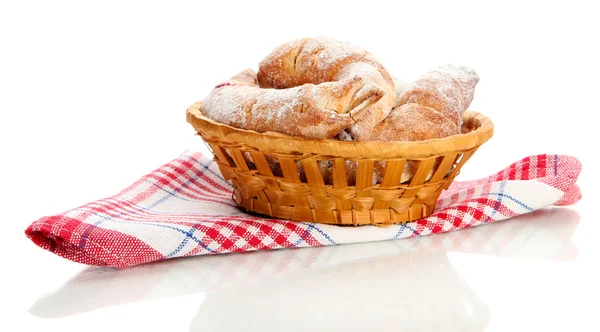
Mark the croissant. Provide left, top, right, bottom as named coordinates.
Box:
left=257, top=37, right=396, bottom=140
left=370, top=65, right=480, bottom=183
left=372, top=65, right=479, bottom=141
left=393, top=64, right=479, bottom=129
left=201, top=69, right=383, bottom=139
left=370, top=103, right=460, bottom=142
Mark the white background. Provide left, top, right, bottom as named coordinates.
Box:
left=1, top=0, right=598, bottom=331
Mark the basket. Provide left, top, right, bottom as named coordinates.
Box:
left=186, top=102, right=494, bottom=226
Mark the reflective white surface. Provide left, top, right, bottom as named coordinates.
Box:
left=18, top=207, right=598, bottom=331
left=2, top=1, right=598, bottom=331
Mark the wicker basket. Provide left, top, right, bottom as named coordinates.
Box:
left=186, top=102, right=494, bottom=226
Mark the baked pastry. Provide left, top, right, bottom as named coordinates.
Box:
left=372, top=65, right=478, bottom=141
left=393, top=64, right=479, bottom=129
left=370, top=65, right=479, bottom=183
left=199, top=39, right=480, bottom=186
left=201, top=68, right=383, bottom=139
left=257, top=37, right=396, bottom=140
left=370, top=103, right=460, bottom=142
left=370, top=103, right=457, bottom=183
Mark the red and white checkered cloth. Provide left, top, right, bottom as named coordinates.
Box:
left=25, top=151, right=582, bottom=268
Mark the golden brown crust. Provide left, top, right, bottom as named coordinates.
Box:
left=372, top=65, right=479, bottom=143
left=219, top=68, right=257, bottom=87
left=369, top=103, right=459, bottom=185
left=257, top=37, right=396, bottom=140
left=368, top=65, right=479, bottom=183
left=257, top=38, right=371, bottom=88
left=394, top=65, right=479, bottom=129
left=201, top=69, right=383, bottom=139
left=370, top=103, right=461, bottom=142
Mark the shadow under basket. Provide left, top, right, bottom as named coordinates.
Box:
left=186, top=102, right=494, bottom=226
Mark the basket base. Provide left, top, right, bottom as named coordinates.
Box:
left=234, top=189, right=435, bottom=226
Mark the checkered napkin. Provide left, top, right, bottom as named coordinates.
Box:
left=25, top=151, right=582, bottom=268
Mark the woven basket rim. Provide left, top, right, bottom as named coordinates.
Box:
left=186, top=101, right=494, bottom=158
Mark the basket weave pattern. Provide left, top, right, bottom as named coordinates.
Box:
left=187, top=102, right=493, bottom=226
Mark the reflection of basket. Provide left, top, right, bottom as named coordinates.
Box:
left=186, top=102, right=494, bottom=226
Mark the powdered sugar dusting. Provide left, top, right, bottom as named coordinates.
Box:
left=200, top=40, right=478, bottom=145
left=394, top=65, right=479, bottom=129
left=202, top=70, right=381, bottom=139
left=257, top=37, right=396, bottom=140
left=370, top=103, right=461, bottom=142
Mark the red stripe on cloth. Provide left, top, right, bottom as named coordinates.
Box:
left=176, top=158, right=232, bottom=193
left=507, top=163, right=517, bottom=180
left=153, top=163, right=230, bottom=197
left=448, top=155, right=581, bottom=197
left=423, top=197, right=519, bottom=236
left=25, top=216, right=164, bottom=268
left=537, top=155, right=581, bottom=191
left=86, top=199, right=236, bottom=223
left=179, top=217, right=324, bottom=256
left=23, top=152, right=582, bottom=268
left=521, top=157, right=531, bottom=180
left=147, top=171, right=226, bottom=200
left=537, top=154, right=547, bottom=179
left=129, top=175, right=234, bottom=206
left=73, top=176, right=164, bottom=223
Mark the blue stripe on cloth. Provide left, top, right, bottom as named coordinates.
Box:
left=307, top=223, right=336, bottom=244
left=143, top=172, right=234, bottom=207
left=143, top=179, right=198, bottom=204
left=150, top=165, right=234, bottom=256
left=77, top=175, right=216, bottom=253
left=76, top=153, right=326, bottom=255
left=165, top=229, right=193, bottom=257
left=146, top=172, right=217, bottom=208
left=293, top=227, right=312, bottom=246
left=184, top=154, right=231, bottom=185
left=77, top=154, right=231, bottom=255
left=110, top=198, right=227, bottom=215
left=393, top=223, right=416, bottom=239
left=76, top=208, right=215, bottom=253
left=145, top=160, right=234, bottom=206
left=139, top=223, right=214, bottom=253
left=478, top=191, right=534, bottom=211
left=483, top=180, right=506, bottom=223
left=291, top=223, right=336, bottom=246
left=78, top=219, right=105, bottom=249
left=159, top=172, right=226, bottom=257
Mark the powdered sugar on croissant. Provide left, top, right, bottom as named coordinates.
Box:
left=370, top=103, right=461, bottom=142
left=257, top=37, right=396, bottom=140
left=201, top=69, right=383, bottom=139
left=369, top=65, right=480, bottom=184
left=373, top=65, right=479, bottom=142
left=393, top=64, right=479, bottom=129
